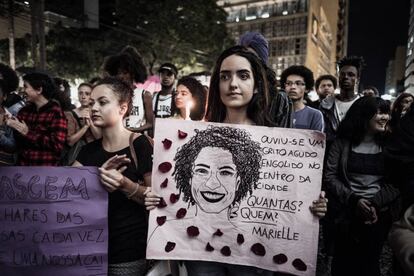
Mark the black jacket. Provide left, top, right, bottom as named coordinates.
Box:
left=324, top=138, right=399, bottom=220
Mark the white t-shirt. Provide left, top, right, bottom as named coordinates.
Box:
left=124, top=88, right=146, bottom=129
left=335, top=96, right=359, bottom=122
left=153, top=92, right=173, bottom=118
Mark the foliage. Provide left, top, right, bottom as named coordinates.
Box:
left=0, top=0, right=232, bottom=80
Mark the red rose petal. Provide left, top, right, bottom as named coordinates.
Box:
left=158, top=197, right=167, bottom=208
left=220, top=246, right=231, bottom=256
left=213, top=229, right=223, bottom=237
left=158, top=162, right=172, bottom=173
left=170, top=193, right=180, bottom=204
left=176, top=208, right=187, bottom=219
left=205, top=242, right=214, bottom=252
left=162, top=139, right=172, bottom=149
left=156, top=216, right=166, bottom=226
left=292, top=258, right=307, bottom=271
left=178, top=130, right=188, bottom=139
left=237, top=234, right=244, bottom=245
left=251, top=243, right=266, bottom=256
left=165, top=241, right=176, bottom=252
left=187, top=226, right=199, bottom=237
left=160, top=178, right=168, bottom=188
left=273, top=254, right=288, bottom=264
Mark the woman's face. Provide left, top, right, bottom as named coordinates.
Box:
left=175, top=84, right=193, bottom=110
left=191, top=147, right=239, bottom=214
left=400, top=96, right=413, bottom=112
left=78, top=85, right=92, bottom=107
left=90, top=84, right=127, bottom=128
left=23, top=81, right=40, bottom=103
left=219, top=54, right=255, bottom=111
left=368, top=110, right=389, bottom=134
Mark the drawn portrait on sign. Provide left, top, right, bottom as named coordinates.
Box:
left=173, top=125, right=262, bottom=219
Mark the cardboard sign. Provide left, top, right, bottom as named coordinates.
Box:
left=147, top=119, right=326, bottom=275
left=0, top=167, right=108, bottom=276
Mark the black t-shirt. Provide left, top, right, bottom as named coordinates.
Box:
left=76, top=135, right=153, bottom=264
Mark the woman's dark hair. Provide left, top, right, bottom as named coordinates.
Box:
left=280, top=65, right=315, bottom=91
left=207, top=46, right=272, bottom=126
left=0, top=63, right=19, bottom=94
left=389, top=92, right=414, bottom=130
left=94, top=77, right=133, bottom=118
left=175, top=76, right=207, bottom=121
left=0, top=79, right=5, bottom=99
left=173, top=126, right=262, bottom=207
left=23, top=72, right=57, bottom=100
left=103, top=48, right=147, bottom=84
left=337, top=96, right=390, bottom=145
left=78, top=82, right=93, bottom=90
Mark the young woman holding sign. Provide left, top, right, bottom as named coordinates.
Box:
left=73, top=77, right=153, bottom=276
left=145, top=46, right=327, bottom=275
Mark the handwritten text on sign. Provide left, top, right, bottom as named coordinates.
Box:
left=147, top=119, right=325, bottom=276
left=0, top=167, right=108, bottom=276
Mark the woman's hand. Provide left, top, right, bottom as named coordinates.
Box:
left=98, top=167, right=127, bottom=192
left=310, top=191, right=328, bottom=218
left=356, top=198, right=378, bottom=224
left=145, top=190, right=161, bottom=211
left=6, top=116, right=28, bottom=135
left=101, top=154, right=131, bottom=170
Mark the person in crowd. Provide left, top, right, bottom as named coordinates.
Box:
left=320, top=56, right=364, bottom=145
left=388, top=203, right=414, bottom=276
left=385, top=92, right=414, bottom=210
left=389, top=92, right=414, bottom=132
left=54, top=77, right=76, bottom=110
left=145, top=46, right=327, bottom=275
left=153, top=62, right=177, bottom=119
left=171, top=76, right=206, bottom=121
left=60, top=83, right=102, bottom=165
left=280, top=65, right=324, bottom=131
left=73, top=77, right=153, bottom=276
left=324, top=96, right=399, bottom=276
left=6, top=72, right=67, bottom=166
left=0, top=79, right=16, bottom=165
left=313, top=74, right=337, bottom=107
left=0, top=63, right=21, bottom=108
left=54, top=78, right=75, bottom=112
left=238, top=31, right=293, bottom=128
left=103, top=48, right=153, bottom=134
left=362, top=85, right=379, bottom=97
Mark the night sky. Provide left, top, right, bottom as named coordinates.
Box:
left=348, top=0, right=411, bottom=93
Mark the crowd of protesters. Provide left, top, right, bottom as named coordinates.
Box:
left=0, top=31, right=413, bottom=276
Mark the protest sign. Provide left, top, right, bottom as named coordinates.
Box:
left=0, top=166, right=108, bottom=276
left=147, top=119, right=325, bottom=275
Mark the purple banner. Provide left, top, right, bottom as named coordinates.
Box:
left=0, top=167, right=108, bottom=276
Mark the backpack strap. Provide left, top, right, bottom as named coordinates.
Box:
left=129, top=132, right=154, bottom=170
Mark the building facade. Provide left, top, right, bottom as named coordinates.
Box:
left=404, top=0, right=414, bottom=94
left=385, top=46, right=406, bottom=95
left=217, top=0, right=348, bottom=80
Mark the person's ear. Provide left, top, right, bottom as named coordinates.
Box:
left=253, top=88, right=258, bottom=94
left=119, top=103, right=128, bottom=116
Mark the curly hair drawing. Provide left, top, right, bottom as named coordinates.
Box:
left=173, top=126, right=262, bottom=208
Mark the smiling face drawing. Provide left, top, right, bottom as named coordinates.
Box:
left=173, top=126, right=262, bottom=216
left=190, top=147, right=240, bottom=213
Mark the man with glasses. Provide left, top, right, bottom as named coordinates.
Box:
left=153, top=63, right=178, bottom=118
left=280, top=65, right=324, bottom=131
